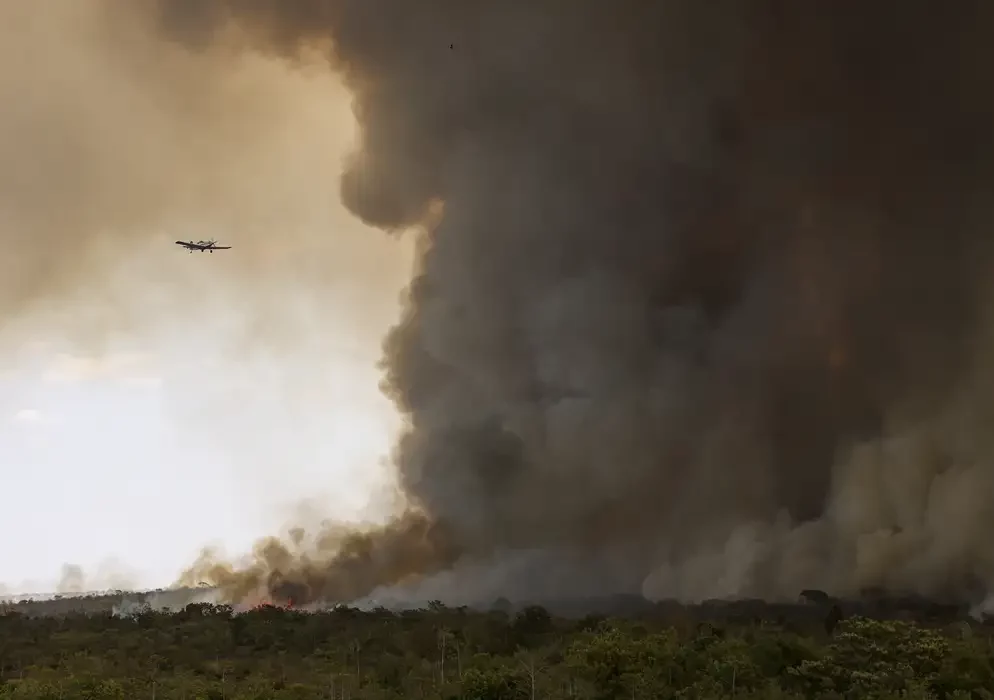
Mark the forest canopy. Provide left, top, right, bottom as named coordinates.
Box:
left=1, top=595, right=993, bottom=699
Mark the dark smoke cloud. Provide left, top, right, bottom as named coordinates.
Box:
left=163, top=0, right=994, bottom=605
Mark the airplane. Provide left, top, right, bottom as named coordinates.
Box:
left=175, top=239, right=232, bottom=253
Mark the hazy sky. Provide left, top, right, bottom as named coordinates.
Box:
left=0, top=308, right=407, bottom=593
left=0, top=3, right=415, bottom=594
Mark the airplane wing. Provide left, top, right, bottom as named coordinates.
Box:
left=175, top=240, right=228, bottom=251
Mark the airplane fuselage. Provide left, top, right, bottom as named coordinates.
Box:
left=175, top=240, right=231, bottom=253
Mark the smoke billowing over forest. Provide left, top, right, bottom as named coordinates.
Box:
left=71, top=1, right=994, bottom=606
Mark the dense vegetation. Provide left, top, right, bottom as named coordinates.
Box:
left=2, top=595, right=994, bottom=699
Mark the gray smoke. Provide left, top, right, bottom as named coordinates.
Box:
left=157, top=0, right=994, bottom=605
left=55, top=564, right=86, bottom=595
left=55, top=560, right=139, bottom=594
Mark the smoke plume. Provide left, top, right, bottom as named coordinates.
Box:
left=55, top=564, right=86, bottom=595
left=19, top=1, right=994, bottom=605
left=155, top=0, right=994, bottom=606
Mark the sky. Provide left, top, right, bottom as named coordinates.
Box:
left=0, top=2, right=416, bottom=595
left=0, top=319, right=407, bottom=593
